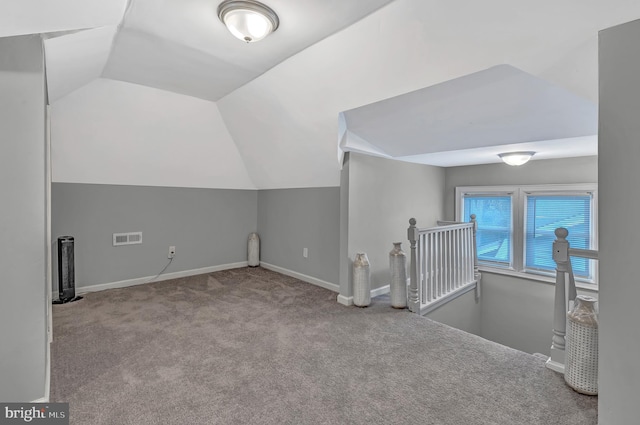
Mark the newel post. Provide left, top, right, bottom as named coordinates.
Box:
left=408, top=218, right=420, bottom=313
left=470, top=214, right=481, bottom=300
left=547, top=227, right=570, bottom=373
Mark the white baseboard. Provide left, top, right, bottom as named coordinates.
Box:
left=43, top=339, right=50, bottom=403
left=547, top=346, right=566, bottom=374
left=33, top=333, right=51, bottom=404
left=337, top=294, right=353, bottom=306
left=545, top=358, right=565, bottom=374
left=337, top=284, right=391, bottom=306
left=371, top=284, right=390, bottom=297
left=260, top=262, right=340, bottom=293
left=77, top=262, right=248, bottom=295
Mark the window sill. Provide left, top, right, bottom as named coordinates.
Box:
left=477, top=266, right=599, bottom=293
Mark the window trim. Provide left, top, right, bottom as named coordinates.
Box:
left=455, top=183, right=598, bottom=290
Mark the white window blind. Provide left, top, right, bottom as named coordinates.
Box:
left=525, top=194, right=592, bottom=278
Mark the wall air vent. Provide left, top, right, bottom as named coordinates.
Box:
left=113, top=232, right=143, bottom=246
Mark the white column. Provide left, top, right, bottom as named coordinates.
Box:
left=471, top=214, right=481, bottom=300
left=546, top=227, right=570, bottom=373
left=407, top=218, right=420, bottom=313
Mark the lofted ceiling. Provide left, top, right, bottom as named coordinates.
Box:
left=4, top=0, right=640, bottom=189
left=41, top=0, right=396, bottom=103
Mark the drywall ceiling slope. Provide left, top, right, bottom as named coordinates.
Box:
left=51, top=78, right=255, bottom=189
left=340, top=65, right=597, bottom=163
left=218, top=0, right=640, bottom=188
left=102, top=0, right=395, bottom=101
left=103, top=27, right=257, bottom=102
left=537, top=36, right=599, bottom=104
left=44, top=27, right=118, bottom=103
left=0, top=0, right=127, bottom=38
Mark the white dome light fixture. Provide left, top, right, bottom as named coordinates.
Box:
left=217, top=0, right=279, bottom=43
left=498, top=151, right=536, bottom=166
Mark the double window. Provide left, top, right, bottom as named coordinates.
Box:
left=456, top=184, right=598, bottom=285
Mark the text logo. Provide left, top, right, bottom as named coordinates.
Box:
left=0, top=404, right=68, bottom=425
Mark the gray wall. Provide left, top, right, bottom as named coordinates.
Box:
left=480, top=273, right=554, bottom=355
left=0, top=35, right=47, bottom=401
left=341, top=153, right=481, bottom=334
left=599, top=19, right=640, bottom=424
left=480, top=272, right=596, bottom=355
left=51, top=184, right=257, bottom=289
left=342, top=153, right=446, bottom=294
left=444, top=156, right=598, bottom=220
left=444, top=156, right=598, bottom=355
left=425, top=290, right=482, bottom=335
left=257, top=187, right=340, bottom=285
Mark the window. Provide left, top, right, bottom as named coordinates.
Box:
left=463, top=194, right=513, bottom=267
left=456, top=184, right=598, bottom=285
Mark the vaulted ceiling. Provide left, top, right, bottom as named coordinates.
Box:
left=4, top=0, right=640, bottom=189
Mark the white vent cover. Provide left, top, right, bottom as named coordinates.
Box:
left=113, top=232, right=142, bottom=246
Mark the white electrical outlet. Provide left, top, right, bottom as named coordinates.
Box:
left=303, top=247, right=308, bottom=258
left=168, top=246, right=176, bottom=259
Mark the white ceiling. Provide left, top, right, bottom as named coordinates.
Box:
left=44, top=27, right=118, bottom=103
left=340, top=65, right=598, bottom=166
left=48, top=0, right=396, bottom=102
left=0, top=0, right=127, bottom=38
left=4, top=0, right=640, bottom=188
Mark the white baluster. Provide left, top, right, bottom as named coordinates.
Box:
left=444, top=230, right=449, bottom=293
left=421, top=233, right=427, bottom=305
left=453, top=229, right=458, bottom=289
left=466, top=227, right=472, bottom=282
left=430, top=232, right=435, bottom=301
left=458, top=228, right=463, bottom=287
left=463, top=227, right=469, bottom=284
left=455, top=229, right=464, bottom=287
left=452, top=229, right=457, bottom=289
left=438, top=230, right=443, bottom=298
left=447, top=230, right=452, bottom=291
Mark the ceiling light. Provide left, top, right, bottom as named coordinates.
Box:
left=217, top=0, right=279, bottom=43
left=498, top=151, right=535, bottom=166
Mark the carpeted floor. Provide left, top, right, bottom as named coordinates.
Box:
left=51, top=267, right=597, bottom=424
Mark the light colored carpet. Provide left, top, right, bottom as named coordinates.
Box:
left=51, top=267, right=597, bottom=424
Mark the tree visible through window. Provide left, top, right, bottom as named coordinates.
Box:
left=463, top=195, right=512, bottom=266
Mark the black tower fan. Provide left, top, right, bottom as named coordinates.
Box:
left=53, top=236, right=82, bottom=304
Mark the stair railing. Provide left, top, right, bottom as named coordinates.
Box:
left=407, top=215, right=481, bottom=315
left=546, top=227, right=599, bottom=374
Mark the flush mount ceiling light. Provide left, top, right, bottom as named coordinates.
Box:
left=217, top=0, right=279, bottom=43
left=498, top=151, right=536, bottom=166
